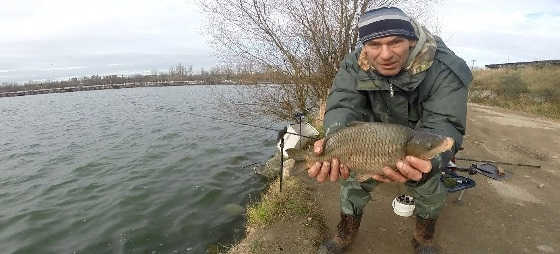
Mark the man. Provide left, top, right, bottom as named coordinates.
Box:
left=309, top=7, right=472, bottom=254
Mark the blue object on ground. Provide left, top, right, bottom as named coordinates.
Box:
left=440, top=170, right=476, bottom=193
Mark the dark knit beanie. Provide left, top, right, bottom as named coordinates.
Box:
left=358, top=7, right=417, bottom=44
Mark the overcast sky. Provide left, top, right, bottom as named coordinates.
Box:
left=1, top=0, right=559, bottom=83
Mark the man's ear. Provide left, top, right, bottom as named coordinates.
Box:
left=409, top=39, right=417, bottom=48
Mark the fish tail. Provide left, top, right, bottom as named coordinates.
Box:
left=285, top=148, right=307, bottom=162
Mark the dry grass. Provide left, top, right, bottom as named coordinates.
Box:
left=470, top=66, right=560, bottom=119
left=227, top=177, right=328, bottom=254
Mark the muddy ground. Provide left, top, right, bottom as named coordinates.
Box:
left=230, top=103, right=560, bottom=254
left=293, top=103, right=560, bottom=254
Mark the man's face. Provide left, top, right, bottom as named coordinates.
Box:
left=363, top=36, right=416, bottom=76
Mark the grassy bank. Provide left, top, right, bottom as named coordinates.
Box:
left=227, top=177, right=328, bottom=254
left=469, top=66, right=560, bottom=119
left=222, top=111, right=327, bottom=254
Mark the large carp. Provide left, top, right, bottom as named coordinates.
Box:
left=286, top=121, right=454, bottom=180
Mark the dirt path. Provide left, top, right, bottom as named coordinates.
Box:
left=295, top=103, right=560, bottom=254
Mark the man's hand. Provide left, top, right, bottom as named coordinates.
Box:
left=307, top=139, right=350, bottom=183
left=372, top=156, right=432, bottom=183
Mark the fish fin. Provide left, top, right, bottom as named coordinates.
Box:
left=356, top=173, right=375, bottom=182
left=285, top=148, right=306, bottom=162
left=355, top=169, right=386, bottom=182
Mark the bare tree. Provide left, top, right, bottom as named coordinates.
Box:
left=201, top=0, right=439, bottom=120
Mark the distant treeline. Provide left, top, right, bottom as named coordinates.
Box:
left=0, top=63, right=292, bottom=93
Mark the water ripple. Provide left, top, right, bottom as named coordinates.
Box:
left=0, top=86, right=274, bottom=254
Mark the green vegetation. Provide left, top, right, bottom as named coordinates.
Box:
left=225, top=176, right=327, bottom=254
left=470, top=66, right=560, bottom=119
left=246, top=178, right=315, bottom=227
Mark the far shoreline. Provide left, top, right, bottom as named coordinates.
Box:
left=0, top=80, right=280, bottom=99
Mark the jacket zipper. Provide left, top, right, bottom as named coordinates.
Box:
left=389, top=82, right=394, bottom=97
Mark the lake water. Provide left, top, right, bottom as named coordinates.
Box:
left=0, top=86, right=279, bottom=254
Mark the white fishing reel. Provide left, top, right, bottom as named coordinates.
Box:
left=392, top=194, right=415, bottom=217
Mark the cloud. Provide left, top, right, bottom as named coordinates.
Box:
left=1, top=52, right=217, bottom=82
left=526, top=11, right=560, bottom=19
left=0, top=0, right=215, bottom=82
left=39, top=66, right=87, bottom=72
left=436, top=0, right=560, bottom=66
left=2, top=0, right=559, bottom=81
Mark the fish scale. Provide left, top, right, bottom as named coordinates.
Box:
left=286, top=121, right=454, bottom=179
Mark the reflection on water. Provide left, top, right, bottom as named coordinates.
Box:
left=0, top=86, right=277, bottom=253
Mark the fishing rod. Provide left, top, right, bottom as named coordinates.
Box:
left=455, top=157, right=541, bottom=168
left=185, top=110, right=319, bottom=192
left=186, top=111, right=319, bottom=140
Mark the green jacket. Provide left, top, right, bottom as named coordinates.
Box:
left=324, top=26, right=472, bottom=171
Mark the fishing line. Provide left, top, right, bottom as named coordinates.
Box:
left=184, top=110, right=319, bottom=192
left=185, top=111, right=318, bottom=140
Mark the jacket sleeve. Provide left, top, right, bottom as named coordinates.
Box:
left=418, top=66, right=470, bottom=171
left=323, top=55, right=371, bottom=136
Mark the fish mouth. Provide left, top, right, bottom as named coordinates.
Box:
left=416, top=136, right=455, bottom=160
left=429, top=137, right=454, bottom=158
left=441, top=137, right=454, bottom=152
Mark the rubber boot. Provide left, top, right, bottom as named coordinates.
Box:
left=411, top=216, right=440, bottom=254
left=317, top=213, right=362, bottom=254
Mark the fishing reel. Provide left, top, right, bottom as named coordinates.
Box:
left=392, top=194, right=415, bottom=217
